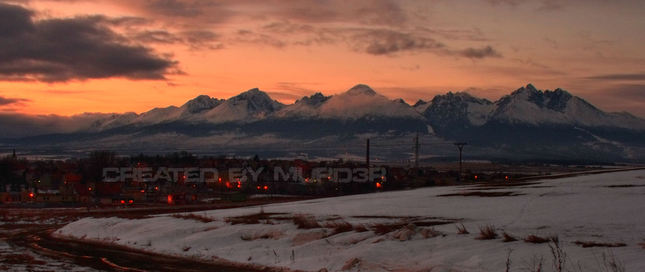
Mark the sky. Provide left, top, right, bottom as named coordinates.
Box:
left=0, top=0, right=644, bottom=117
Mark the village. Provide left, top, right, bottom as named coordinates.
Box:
left=0, top=150, right=521, bottom=207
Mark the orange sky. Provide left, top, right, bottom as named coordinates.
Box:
left=1, top=0, right=644, bottom=117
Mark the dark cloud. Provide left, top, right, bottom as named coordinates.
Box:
left=0, top=3, right=177, bottom=82
left=274, top=0, right=408, bottom=26
left=144, top=0, right=205, bottom=17
left=0, top=95, right=30, bottom=106
left=457, top=46, right=502, bottom=59
left=234, top=29, right=286, bottom=48
left=256, top=22, right=447, bottom=56
left=607, top=84, right=645, bottom=101
left=352, top=29, right=445, bottom=55
left=134, top=30, right=183, bottom=44
left=131, top=29, right=221, bottom=49
left=484, top=0, right=565, bottom=11
left=586, top=73, right=645, bottom=81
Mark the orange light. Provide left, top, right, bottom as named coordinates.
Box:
left=376, top=182, right=382, bottom=189
left=140, top=189, right=145, bottom=193
left=263, top=185, right=268, bottom=190
left=154, top=186, right=159, bottom=191
left=225, top=182, right=231, bottom=188
left=167, top=195, right=173, bottom=204
left=236, top=183, right=241, bottom=189
left=505, top=176, right=509, bottom=180
left=474, top=175, right=478, bottom=179
left=88, top=187, right=92, bottom=191
left=218, top=177, right=222, bottom=182
left=28, top=192, right=34, bottom=198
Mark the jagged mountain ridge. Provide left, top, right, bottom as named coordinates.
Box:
left=2, top=84, right=645, bottom=161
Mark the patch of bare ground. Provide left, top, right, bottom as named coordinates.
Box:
left=171, top=213, right=214, bottom=223
left=573, top=241, right=626, bottom=248
left=240, top=230, right=284, bottom=241
left=225, top=212, right=286, bottom=225
left=604, top=184, right=645, bottom=188
left=352, top=215, right=418, bottom=219
left=476, top=225, right=498, bottom=240
left=412, top=219, right=456, bottom=227
left=353, top=224, right=369, bottom=232
left=502, top=232, right=518, bottom=242
left=438, top=191, right=524, bottom=197
left=0, top=253, right=46, bottom=265
left=474, top=181, right=540, bottom=188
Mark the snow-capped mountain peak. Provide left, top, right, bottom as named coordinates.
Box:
left=344, top=84, right=377, bottom=96
left=181, top=95, right=223, bottom=114
left=295, top=92, right=330, bottom=107
left=423, top=91, right=494, bottom=127
left=200, top=88, right=284, bottom=123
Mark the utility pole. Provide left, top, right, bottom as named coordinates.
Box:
left=454, top=142, right=467, bottom=181
left=414, top=132, right=419, bottom=168
left=366, top=138, right=370, bottom=167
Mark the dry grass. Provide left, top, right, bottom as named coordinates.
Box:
left=524, top=234, right=552, bottom=244
left=476, top=225, right=498, bottom=240
left=502, top=232, right=518, bottom=242
left=456, top=224, right=469, bottom=234
left=370, top=222, right=409, bottom=235
left=573, top=241, right=626, bottom=248
left=171, top=213, right=214, bottom=223
left=324, top=221, right=354, bottom=235
left=420, top=227, right=443, bottom=238
left=292, top=214, right=321, bottom=229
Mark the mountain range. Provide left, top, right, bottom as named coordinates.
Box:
left=1, top=84, right=644, bottom=162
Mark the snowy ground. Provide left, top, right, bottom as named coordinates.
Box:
left=56, top=170, right=645, bottom=271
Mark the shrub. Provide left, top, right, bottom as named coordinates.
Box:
left=456, top=223, right=469, bottom=234
left=502, top=232, right=518, bottom=242
left=476, top=225, right=498, bottom=240
left=524, top=234, right=551, bottom=244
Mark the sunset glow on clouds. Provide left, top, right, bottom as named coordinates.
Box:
left=0, top=0, right=644, bottom=117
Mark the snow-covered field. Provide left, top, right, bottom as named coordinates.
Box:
left=56, top=170, right=645, bottom=271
